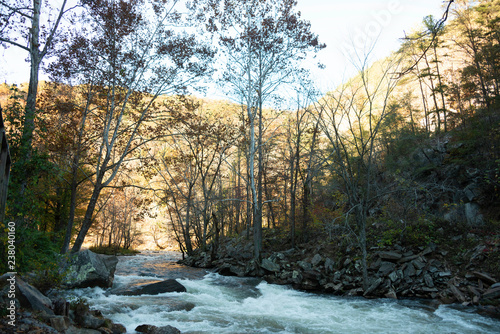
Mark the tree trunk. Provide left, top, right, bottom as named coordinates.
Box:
left=184, top=185, right=194, bottom=255
left=71, top=171, right=105, bottom=252
left=423, top=54, right=441, bottom=132
left=432, top=44, right=447, bottom=132
left=15, top=0, right=41, bottom=222
left=254, top=99, right=263, bottom=262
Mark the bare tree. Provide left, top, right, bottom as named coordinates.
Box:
left=193, top=0, right=325, bottom=261
left=315, top=52, right=401, bottom=290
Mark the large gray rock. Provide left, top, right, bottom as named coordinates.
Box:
left=136, top=324, right=181, bottom=334
left=217, top=263, right=246, bottom=277
left=78, top=313, right=106, bottom=329
left=378, top=251, right=402, bottom=261
left=49, top=316, right=71, bottom=332
left=483, top=287, right=500, bottom=300
left=324, top=257, right=335, bottom=273
left=465, top=202, right=484, bottom=226
left=464, top=184, right=481, bottom=202
left=297, top=261, right=312, bottom=271
left=65, top=326, right=101, bottom=334
left=16, top=276, right=54, bottom=315
left=363, top=277, right=383, bottom=296
left=261, top=258, right=280, bottom=272
left=424, top=273, right=435, bottom=288
left=311, top=254, right=323, bottom=267
left=114, top=279, right=187, bottom=296
left=473, top=271, right=497, bottom=285
left=63, top=250, right=118, bottom=288
left=378, top=262, right=396, bottom=276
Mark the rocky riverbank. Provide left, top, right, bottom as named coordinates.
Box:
left=181, top=231, right=500, bottom=317
left=0, top=250, right=184, bottom=334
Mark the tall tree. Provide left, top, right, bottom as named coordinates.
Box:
left=0, top=0, right=69, bottom=211
left=423, top=15, right=448, bottom=132
left=193, top=0, right=325, bottom=261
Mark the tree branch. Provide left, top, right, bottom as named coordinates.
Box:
left=0, top=36, right=29, bottom=51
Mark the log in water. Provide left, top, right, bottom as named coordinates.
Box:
left=63, top=251, right=500, bottom=334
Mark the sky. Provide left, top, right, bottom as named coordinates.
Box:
left=295, top=0, right=449, bottom=91
left=0, top=0, right=448, bottom=95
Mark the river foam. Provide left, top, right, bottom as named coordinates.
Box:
left=63, top=252, right=500, bottom=334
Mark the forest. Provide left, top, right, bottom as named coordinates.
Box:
left=0, top=0, right=499, bottom=296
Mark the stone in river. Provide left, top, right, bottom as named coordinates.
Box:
left=135, top=324, right=181, bottom=334
left=115, top=279, right=187, bottom=296
left=63, top=250, right=118, bottom=288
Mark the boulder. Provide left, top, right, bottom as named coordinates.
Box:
left=49, top=316, right=71, bottom=332
left=388, top=271, right=400, bottom=283
left=311, top=254, right=323, bottom=267
left=424, top=274, right=435, bottom=288
left=217, top=263, right=245, bottom=277
left=377, top=251, right=402, bottom=261
left=115, top=279, right=187, bottom=296
left=63, top=250, right=118, bottom=288
left=483, top=287, right=500, bottom=300
left=261, top=258, right=280, bottom=273
left=363, top=277, right=383, bottom=297
left=167, top=300, right=195, bottom=312
left=297, top=261, right=312, bottom=271
left=473, top=272, right=497, bottom=285
left=385, top=288, right=397, bottom=299
left=135, top=324, right=181, bottom=334
left=217, top=263, right=246, bottom=277
left=378, top=262, right=396, bottom=276
left=411, top=258, right=426, bottom=270
left=464, top=184, right=481, bottom=202
left=403, top=263, right=416, bottom=277
left=16, top=276, right=54, bottom=315
left=112, top=323, right=127, bottom=333
left=292, top=270, right=302, bottom=284
left=324, top=257, right=335, bottom=273
left=65, top=326, right=101, bottom=334
left=72, top=302, right=106, bottom=330
left=449, top=284, right=467, bottom=303
left=324, top=283, right=343, bottom=293
left=78, top=314, right=106, bottom=329
left=465, top=202, right=484, bottom=226
left=53, top=297, right=69, bottom=316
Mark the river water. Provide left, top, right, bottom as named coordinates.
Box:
left=63, top=251, right=500, bottom=333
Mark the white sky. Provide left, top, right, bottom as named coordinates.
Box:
left=0, top=0, right=448, bottom=96
left=295, top=0, right=449, bottom=91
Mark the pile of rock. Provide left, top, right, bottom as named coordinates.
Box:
left=0, top=250, right=125, bottom=333
left=183, top=239, right=500, bottom=314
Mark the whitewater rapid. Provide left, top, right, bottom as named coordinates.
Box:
left=63, top=251, right=500, bottom=334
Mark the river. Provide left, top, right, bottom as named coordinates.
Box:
left=63, top=251, right=500, bottom=333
